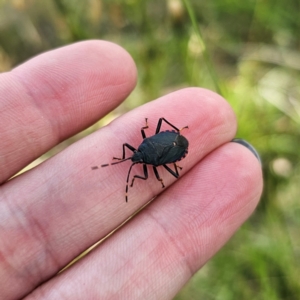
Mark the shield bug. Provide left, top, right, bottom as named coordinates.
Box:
left=93, top=118, right=189, bottom=202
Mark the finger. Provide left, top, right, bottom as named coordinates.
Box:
left=0, top=88, right=235, bottom=299
left=0, top=40, right=137, bottom=183
left=25, top=142, right=263, bottom=299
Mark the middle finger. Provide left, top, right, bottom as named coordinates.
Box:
left=0, top=88, right=236, bottom=291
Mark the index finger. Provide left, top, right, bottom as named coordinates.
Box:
left=0, top=40, right=137, bottom=183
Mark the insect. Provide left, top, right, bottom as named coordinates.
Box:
left=93, top=118, right=189, bottom=202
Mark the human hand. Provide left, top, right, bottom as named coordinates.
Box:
left=0, top=40, right=263, bottom=300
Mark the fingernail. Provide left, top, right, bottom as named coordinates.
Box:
left=231, top=138, right=261, bottom=164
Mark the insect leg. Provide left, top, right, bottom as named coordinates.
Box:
left=162, top=163, right=181, bottom=178
left=175, top=163, right=183, bottom=170
left=155, top=118, right=188, bottom=134
left=130, top=164, right=148, bottom=188
left=113, top=143, right=136, bottom=161
left=141, top=118, right=149, bottom=139
left=153, top=166, right=165, bottom=188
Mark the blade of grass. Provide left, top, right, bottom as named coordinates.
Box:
left=182, top=0, right=226, bottom=96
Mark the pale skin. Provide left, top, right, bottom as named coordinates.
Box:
left=0, top=40, right=263, bottom=300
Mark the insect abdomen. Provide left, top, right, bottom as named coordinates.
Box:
left=139, top=131, right=188, bottom=166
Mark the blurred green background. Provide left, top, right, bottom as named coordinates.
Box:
left=1, top=0, right=299, bottom=299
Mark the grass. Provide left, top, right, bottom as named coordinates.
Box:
left=0, top=0, right=299, bottom=298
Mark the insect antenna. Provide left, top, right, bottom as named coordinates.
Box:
left=125, top=162, right=137, bottom=202
left=91, top=157, right=132, bottom=169
left=91, top=158, right=136, bottom=202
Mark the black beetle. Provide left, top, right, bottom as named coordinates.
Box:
left=93, top=118, right=189, bottom=202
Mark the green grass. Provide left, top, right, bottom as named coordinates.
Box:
left=1, top=0, right=300, bottom=298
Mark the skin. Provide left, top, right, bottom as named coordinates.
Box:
left=0, top=40, right=263, bottom=300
